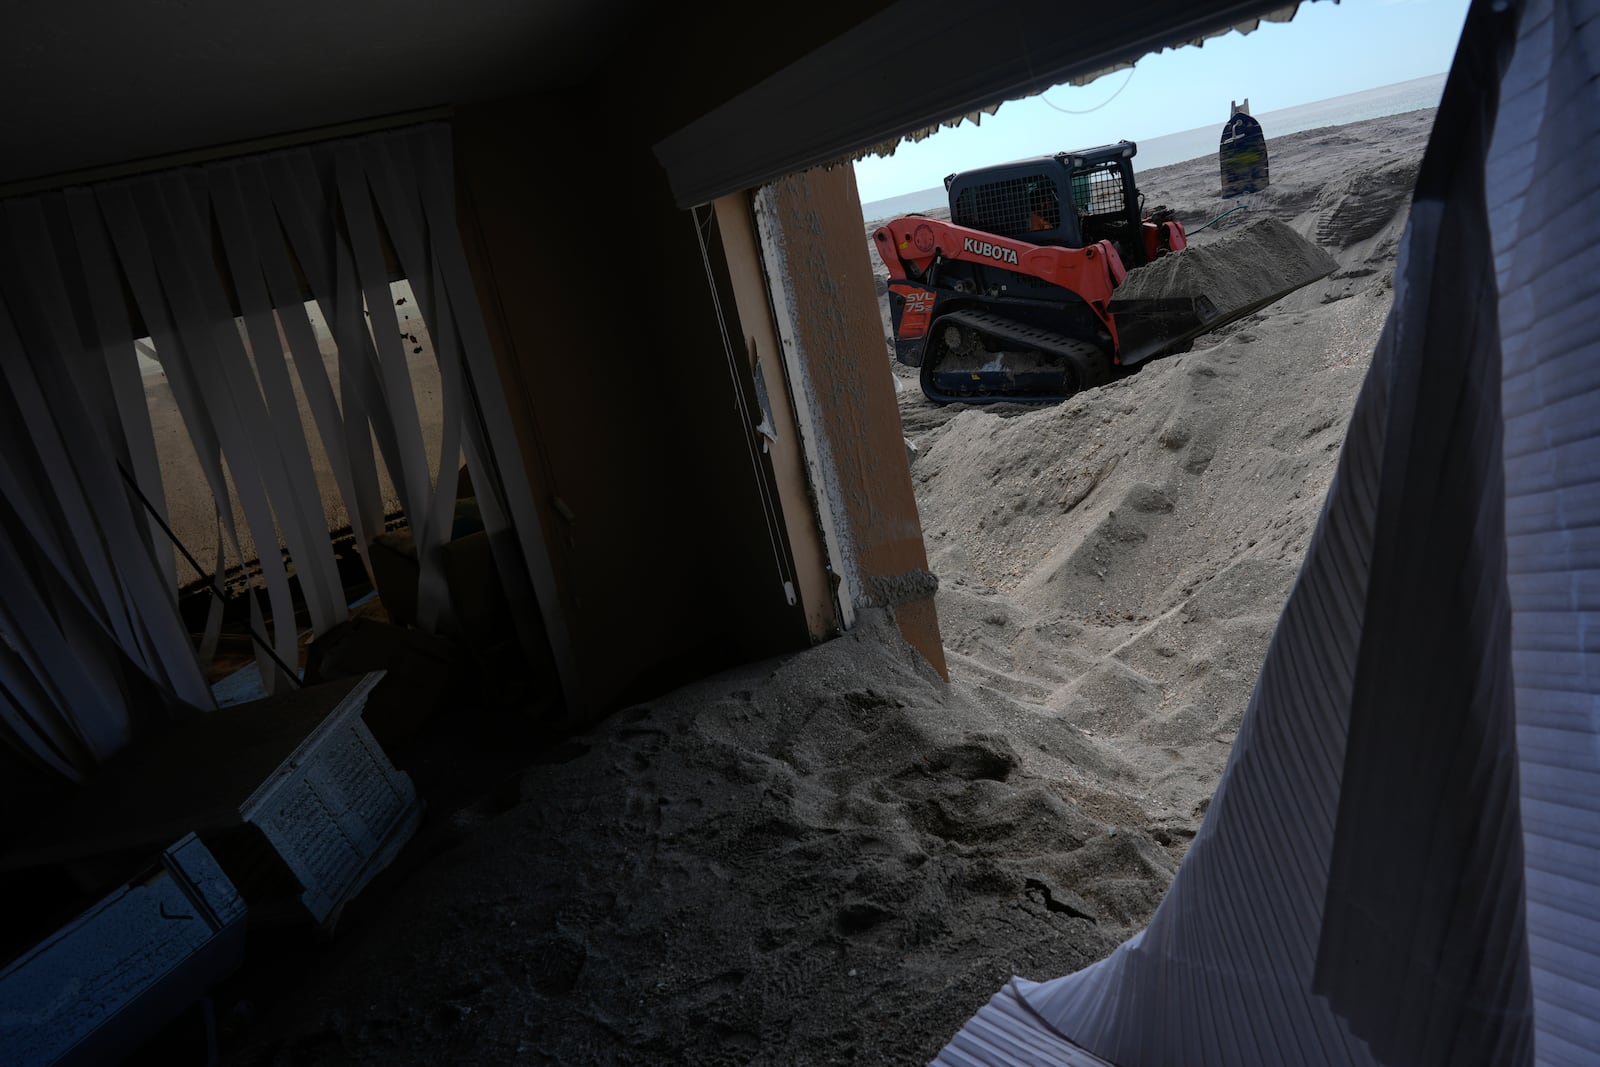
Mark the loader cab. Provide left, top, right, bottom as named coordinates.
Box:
left=946, top=159, right=1083, bottom=249
left=946, top=141, right=1150, bottom=267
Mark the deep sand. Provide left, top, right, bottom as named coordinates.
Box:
left=223, top=108, right=1435, bottom=1065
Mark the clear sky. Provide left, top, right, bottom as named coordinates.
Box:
left=852, top=0, right=1471, bottom=204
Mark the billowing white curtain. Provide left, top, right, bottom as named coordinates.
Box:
left=0, top=123, right=571, bottom=782
left=935, top=0, right=1600, bottom=1062
left=1489, top=0, right=1600, bottom=1058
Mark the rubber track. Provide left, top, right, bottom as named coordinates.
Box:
left=921, top=308, right=1112, bottom=404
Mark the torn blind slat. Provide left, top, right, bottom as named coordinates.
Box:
left=332, top=145, right=435, bottom=527
left=0, top=648, right=91, bottom=782
left=209, top=167, right=348, bottom=636
left=356, top=133, right=464, bottom=632
left=7, top=200, right=217, bottom=704
left=0, top=217, right=147, bottom=656
left=0, top=297, right=182, bottom=773
left=62, top=189, right=177, bottom=592
left=225, top=157, right=377, bottom=577
left=258, top=151, right=390, bottom=580
left=407, top=124, right=579, bottom=700
left=934, top=0, right=1544, bottom=1063
left=155, top=168, right=329, bottom=670
left=111, top=175, right=301, bottom=691
left=316, top=152, right=414, bottom=563
left=0, top=497, right=129, bottom=767
left=1489, top=0, right=1600, bottom=1060
left=164, top=168, right=317, bottom=682
left=93, top=179, right=265, bottom=659
left=0, top=242, right=210, bottom=716
left=330, top=142, right=453, bottom=628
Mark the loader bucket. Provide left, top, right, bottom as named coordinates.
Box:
left=1107, top=216, right=1337, bottom=368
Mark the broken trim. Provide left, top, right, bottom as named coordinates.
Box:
left=752, top=188, right=859, bottom=631
left=653, top=0, right=1310, bottom=208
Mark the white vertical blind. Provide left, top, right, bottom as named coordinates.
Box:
left=0, top=123, right=572, bottom=781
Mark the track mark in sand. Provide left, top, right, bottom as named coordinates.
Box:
left=842, top=688, right=895, bottom=714
left=1058, top=456, right=1119, bottom=512
left=1300, top=410, right=1344, bottom=438
left=920, top=734, right=1020, bottom=781
left=1123, top=482, right=1175, bottom=514
left=617, top=726, right=668, bottom=747
left=837, top=901, right=896, bottom=936
left=1158, top=422, right=1192, bottom=449
left=617, top=726, right=670, bottom=772
left=760, top=945, right=837, bottom=1002
left=620, top=703, right=656, bottom=723
left=556, top=890, right=616, bottom=928
left=847, top=831, right=907, bottom=857
left=529, top=739, right=590, bottom=765
left=525, top=933, right=588, bottom=994
left=733, top=814, right=812, bottom=860
left=1153, top=413, right=1217, bottom=475
left=1134, top=701, right=1219, bottom=746
left=692, top=1025, right=762, bottom=1064
left=1314, top=156, right=1421, bottom=247
left=1149, top=824, right=1197, bottom=850
left=1024, top=877, right=1098, bottom=922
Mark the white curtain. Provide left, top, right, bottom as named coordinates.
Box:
left=0, top=123, right=571, bottom=782
left=936, top=0, right=1600, bottom=1061
left=1489, top=0, right=1600, bottom=1058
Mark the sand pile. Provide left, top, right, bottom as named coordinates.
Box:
left=226, top=108, right=1434, bottom=1066
left=898, top=111, right=1427, bottom=829
left=1110, top=215, right=1338, bottom=314
left=1313, top=155, right=1423, bottom=247
left=232, top=611, right=1182, bottom=1065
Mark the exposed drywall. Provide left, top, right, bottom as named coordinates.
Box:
left=754, top=193, right=862, bottom=632
left=755, top=165, right=948, bottom=679
left=711, top=194, right=839, bottom=641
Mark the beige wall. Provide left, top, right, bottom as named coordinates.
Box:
left=449, top=34, right=946, bottom=713
left=451, top=98, right=816, bottom=717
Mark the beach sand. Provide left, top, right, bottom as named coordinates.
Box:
left=223, top=107, right=1435, bottom=1065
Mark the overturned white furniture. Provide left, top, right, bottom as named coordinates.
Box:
left=1, top=671, right=419, bottom=931
left=233, top=670, right=421, bottom=925
left=0, top=834, right=247, bottom=1066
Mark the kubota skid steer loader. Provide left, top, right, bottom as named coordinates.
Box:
left=873, top=140, right=1335, bottom=404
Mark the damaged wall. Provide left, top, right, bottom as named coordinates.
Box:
left=0, top=0, right=944, bottom=737
left=451, top=96, right=817, bottom=717
left=754, top=166, right=949, bottom=679
left=449, top=8, right=958, bottom=711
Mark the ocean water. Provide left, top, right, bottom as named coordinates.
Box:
left=860, top=73, right=1446, bottom=222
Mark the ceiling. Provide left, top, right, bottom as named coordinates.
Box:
left=654, top=0, right=1310, bottom=207
left=0, top=0, right=629, bottom=186
left=6, top=0, right=1315, bottom=201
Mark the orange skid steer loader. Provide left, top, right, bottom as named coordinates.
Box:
left=874, top=140, right=1333, bottom=404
